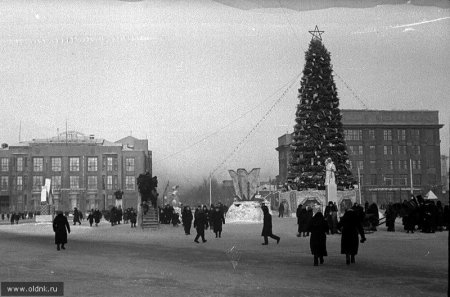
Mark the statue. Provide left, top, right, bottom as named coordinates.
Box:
left=325, top=158, right=338, bottom=207
left=325, top=158, right=336, bottom=186
left=226, top=168, right=265, bottom=223
left=228, top=168, right=260, bottom=200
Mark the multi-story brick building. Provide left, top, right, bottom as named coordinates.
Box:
left=276, top=110, right=444, bottom=205
left=0, top=131, right=151, bottom=213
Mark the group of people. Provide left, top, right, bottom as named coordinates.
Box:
left=306, top=205, right=367, bottom=266
left=384, top=195, right=449, bottom=233
left=1, top=212, right=35, bottom=224
left=191, top=204, right=226, bottom=242
left=85, top=209, right=104, bottom=227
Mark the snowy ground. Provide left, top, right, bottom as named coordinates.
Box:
left=0, top=216, right=447, bottom=297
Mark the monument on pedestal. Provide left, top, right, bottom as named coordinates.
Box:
left=36, top=179, right=54, bottom=223
left=325, top=158, right=337, bottom=206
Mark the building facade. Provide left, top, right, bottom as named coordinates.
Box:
left=276, top=110, right=444, bottom=205
left=0, top=131, right=152, bottom=213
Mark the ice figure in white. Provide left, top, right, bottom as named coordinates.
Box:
left=324, top=158, right=336, bottom=186
left=228, top=168, right=260, bottom=200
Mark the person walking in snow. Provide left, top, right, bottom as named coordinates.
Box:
left=261, top=205, right=280, bottom=245
left=53, top=211, right=71, bottom=251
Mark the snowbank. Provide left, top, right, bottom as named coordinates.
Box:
left=225, top=201, right=268, bottom=224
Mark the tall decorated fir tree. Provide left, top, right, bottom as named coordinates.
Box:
left=288, top=27, right=355, bottom=190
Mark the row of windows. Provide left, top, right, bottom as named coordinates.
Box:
left=348, top=160, right=422, bottom=170
left=345, top=129, right=423, bottom=141
left=0, top=157, right=136, bottom=173
left=347, top=145, right=421, bottom=156
left=0, top=175, right=136, bottom=191
left=355, top=174, right=433, bottom=186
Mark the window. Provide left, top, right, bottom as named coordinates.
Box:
left=427, top=174, right=436, bottom=184
left=348, top=161, right=353, bottom=169
left=349, top=146, right=364, bottom=155
left=397, top=145, right=407, bottom=155
left=0, top=158, right=9, bottom=172
left=107, top=157, right=113, bottom=171
left=383, top=129, right=392, bottom=141
left=369, top=145, right=376, bottom=155
left=16, top=157, right=23, bottom=172
left=16, top=176, right=23, bottom=191
left=51, top=158, right=62, bottom=172
left=70, top=176, right=80, bottom=189
left=398, top=160, right=408, bottom=170
left=344, top=129, right=363, bottom=141
left=126, top=158, right=135, bottom=172
left=0, top=176, right=8, bottom=190
left=368, top=129, right=375, bottom=140
left=413, top=174, right=421, bottom=186
left=384, top=175, right=393, bottom=186
left=33, top=158, right=43, bottom=172
left=369, top=160, right=376, bottom=167
left=383, top=146, right=393, bottom=155
left=412, top=145, right=421, bottom=155
left=397, top=175, right=408, bottom=186
left=125, top=176, right=135, bottom=190
left=88, top=176, right=98, bottom=190
left=385, top=160, right=394, bottom=170
left=370, top=174, right=377, bottom=185
left=107, top=175, right=113, bottom=190
left=113, top=175, right=118, bottom=190
left=69, top=157, right=80, bottom=171
left=387, top=191, right=395, bottom=202
left=397, top=129, right=406, bottom=141
left=411, top=129, right=420, bottom=141
left=51, top=176, right=61, bottom=191
left=107, top=194, right=113, bottom=207
left=33, top=176, right=43, bottom=191
left=412, top=160, right=422, bottom=170
left=356, top=161, right=364, bottom=170
left=88, top=157, right=98, bottom=172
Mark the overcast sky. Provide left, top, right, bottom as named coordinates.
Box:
left=1, top=0, right=449, bottom=189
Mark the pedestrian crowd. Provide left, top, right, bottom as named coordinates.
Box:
left=5, top=195, right=446, bottom=266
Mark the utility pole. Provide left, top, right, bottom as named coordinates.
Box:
left=409, top=158, right=413, bottom=195
left=209, top=175, right=212, bottom=207
left=357, top=168, right=362, bottom=205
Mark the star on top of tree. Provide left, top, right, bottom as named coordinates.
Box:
left=308, top=25, right=324, bottom=41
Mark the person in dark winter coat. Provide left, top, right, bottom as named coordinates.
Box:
left=443, top=205, right=449, bottom=231
left=73, top=208, right=82, bottom=225
left=181, top=206, right=194, bottom=235
left=194, top=209, right=208, bottom=243
left=299, top=207, right=309, bottom=237
left=182, top=206, right=193, bottom=235
left=172, top=212, right=181, bottom=227
left=93, top=209, right=101, bottom=227
left=367, top=203, right=380, bottom=231
left=303, top=207, right=313, bottom=237
left=385, top=203, right=396, bottom=232
left=337, top=208, right=366, bottom=265
left=278, top=202, right=285, bottom=218
left=307, top=212, right=329, bottom=266
left=296, top=204, right=302, bottom=237
left=87, top=210, right=94, bottom=227
left=211, top=206, right=225, bottom=238
left=261, top=205, right=280, bottom=245
left=53, top=211, right=71, bottom=251
left=130, top=209, right=137, bottom=228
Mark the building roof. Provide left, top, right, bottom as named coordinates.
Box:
left=341, top=109, right=442, bottom=126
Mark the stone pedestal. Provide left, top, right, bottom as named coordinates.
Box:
left=326, top=183, right=338, bottom=205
